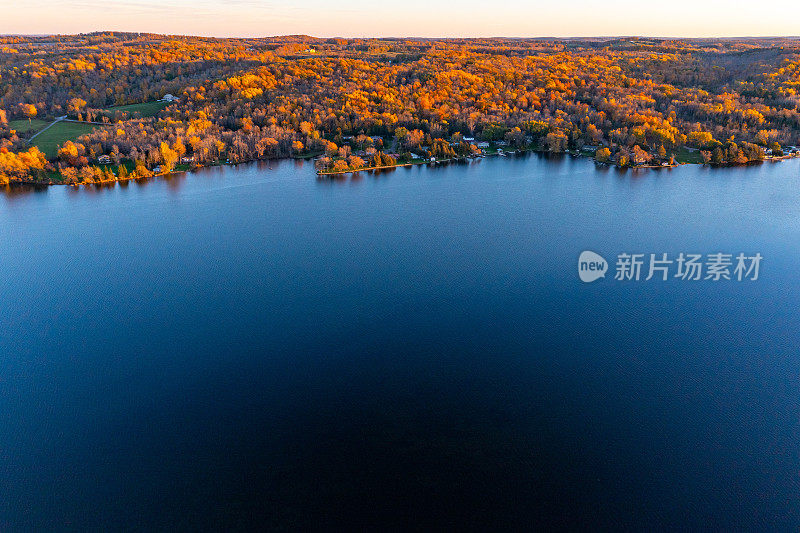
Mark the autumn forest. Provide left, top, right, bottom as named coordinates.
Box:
left=1, top=33, right=800, bottom=184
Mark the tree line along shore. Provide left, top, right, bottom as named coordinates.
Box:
left=2, top=33, right=800, bottom=185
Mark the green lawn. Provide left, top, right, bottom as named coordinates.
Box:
left=673, top=146, right=705, bottom=164
left=105, top=100, right=168, bottom=118
left=8, top=118, right=50, bottom=136
left=32, top=121, right=104, bottom=158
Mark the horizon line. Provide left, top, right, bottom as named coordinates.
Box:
left=4, top=32, right=800, bottom=41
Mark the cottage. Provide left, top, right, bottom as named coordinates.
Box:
left=463, top=137, right=475, bottom=142
left=161, top=94, right=180, bottom=103
left=181, top=156, right=194, bottom=164
left=98, top=155, right=112, bottom=164
left=477, top=141, right=490, bottom=149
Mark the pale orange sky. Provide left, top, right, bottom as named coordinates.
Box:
left=2, top=0, right=799, bottom=38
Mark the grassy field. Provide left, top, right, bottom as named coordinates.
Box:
left=8, top=119, right=50, bottom=136
left=32, top=121, right=104, bottom=158
left=9, top=101, right=163, bottom=160
left=105, top=100, right=168, bottom=117
left=673, top=146, right=705, bottom=164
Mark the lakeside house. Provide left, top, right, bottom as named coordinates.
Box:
left=477, top=141, right=490, bottom=149
left=181, top=156, right=194, bottom=164
left=161, top=94, right=180, bottom=103
left=98, top=154, right=112, bottom=164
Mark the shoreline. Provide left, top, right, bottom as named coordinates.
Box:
left=315, top=149, right=800, bottom=177
left=316, top=157, right=468, bottom=176
left=6, top=150, right=799, bottom=187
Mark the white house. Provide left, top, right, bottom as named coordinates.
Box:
left=161, top=94, right=180, bottom=103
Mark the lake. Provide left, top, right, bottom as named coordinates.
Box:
left=2, top=154, right=799, bottom=529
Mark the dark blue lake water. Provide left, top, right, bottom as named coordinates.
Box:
left=2, top=154, right=799, bottom=530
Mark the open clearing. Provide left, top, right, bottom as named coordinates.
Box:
left=105, top=100, right=169, bottom=118
left=32, top=121, right=104, bottom=158
left=8, top=119, right=50, bottom=136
